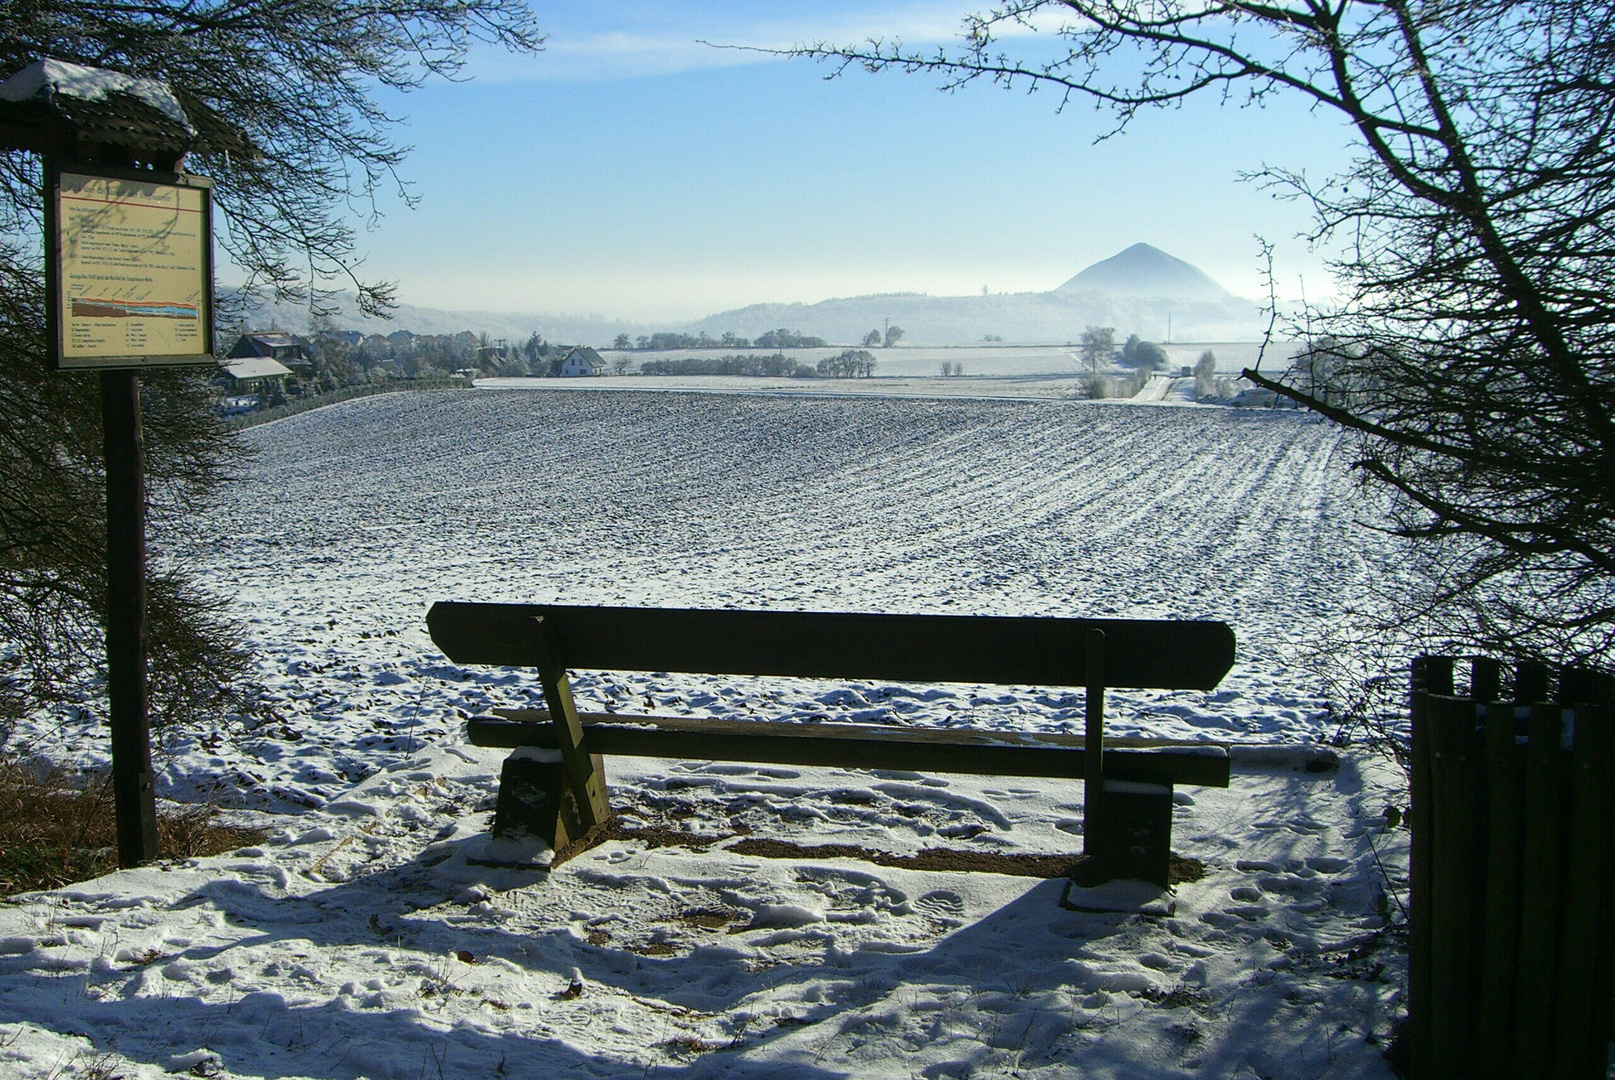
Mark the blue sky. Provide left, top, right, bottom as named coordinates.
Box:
left=331, top=1, right=1357, bottom=322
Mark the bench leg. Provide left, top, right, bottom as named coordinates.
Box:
left=491, top=750, right=608, bottom=849
left=1084, top=780, right=1175, bottom=888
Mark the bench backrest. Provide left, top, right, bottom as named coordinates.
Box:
left=427, top=603, right=1234, bottom=691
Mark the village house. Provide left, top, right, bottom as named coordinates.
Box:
left=217, top=356, right=292, bottom=397
left=558, top=346, right=604, bottom=377
left=226, top=331, right=312, bottom=374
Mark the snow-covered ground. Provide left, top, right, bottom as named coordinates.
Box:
left=594, top=342, right=1290, bottom=380
left=1, top=388, right=1414, bottom=1079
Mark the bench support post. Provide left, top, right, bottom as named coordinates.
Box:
left=1087, top=781, right=1174, bottom=888
left=1083, top=628, right=1106, bottom=858
left=531, top=616, right=612, bottom=831
left=492, top=750, right=606, bottom=848
left=1076, top=627, right=1172, bottom=887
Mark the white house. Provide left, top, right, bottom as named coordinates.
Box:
left=558, top=346, right=604, bottom=377
left=218, top=356, right=292, bottom=395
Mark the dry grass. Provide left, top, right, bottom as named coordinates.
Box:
left=0, top=761, right=270, bottom=896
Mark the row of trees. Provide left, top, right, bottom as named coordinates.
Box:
left=1078, top=326, right=1169, bottom=374
left=1081, top=370, right=1151, bottom=400
left=818, top=350, right=878, bottom=378
left=639, top=353, right=809, bottom=378
left=613, top=331, right=730, bottom=350
left=634, top=349, right=879, bottom=379
left=607, top=328, right=900, bottom=351
left=611, top=329, right=829, bottom=351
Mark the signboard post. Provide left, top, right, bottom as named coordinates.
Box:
left=44, top=163, right=217, bottom=868
left=100, top=365, right=158, bottom=865
left=2, top=59, right=224, bottom=868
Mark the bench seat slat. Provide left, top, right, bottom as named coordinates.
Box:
left=469, top=711, right=1231, bottom=788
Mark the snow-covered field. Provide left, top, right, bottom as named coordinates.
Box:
left=595, top=342, right=1289, bottom=380
left=1, top=388, right=1414, bottom=1079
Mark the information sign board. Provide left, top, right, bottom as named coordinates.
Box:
left=46, top=163, right=215, bottom=369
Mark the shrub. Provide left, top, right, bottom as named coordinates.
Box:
left=0, top=762, right=269, bottom=895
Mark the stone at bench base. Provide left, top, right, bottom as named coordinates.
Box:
left=1083, top=780, right=1175, bottom=888
left=492, top=749, right=605, bottom=849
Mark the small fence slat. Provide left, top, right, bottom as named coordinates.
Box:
left=1406, top=659, right=1439, bottom=1077
left=1511, top=704, right=1567, bottom=1076
left=1516, top=662, right=1549, bottom=704
left=1427, top=695, right=1483, bottom=1076
left=1475, top=698, right=1524, bottom=1079
left=1557, top=668, right=1596, bottom=706
left=1552, top=706, right=1607, bottom=1080
left=1471, top=656, right=1502, bottom=703
left=1594, top=705, right=1615, bottom=1058
left=1584, top=676, right=1615, bottom=1051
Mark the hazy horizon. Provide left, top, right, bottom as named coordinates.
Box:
left=216, top=3, right=1354, bottom=324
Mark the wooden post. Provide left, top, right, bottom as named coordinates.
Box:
left=1471, top=656, right=1502, bottom=702
left=1557, top=668, right=1593, bottom=705
left=1552, top=703, right=1607, bottom=1080
left=1406, top=655, right=1439, bottom=1076
left=1427, top=694, right=1481, bottom=1077
left=1592, top=699, right=1615, bottom=1059
left=1512, top=703, right=1567, bottom=1075
left=1476, top=686, right=1523, bottom=1079
left=1426, top=655, right=1455, bottom=697
left=1515, top=661, right=1549, bottom=704
left=530, top=616, right=611, bottom=829
left=102, top=370, right=157, bottom=867
left=1083, top=628, right=1105, bottom=857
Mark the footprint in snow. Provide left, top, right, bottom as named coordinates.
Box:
left=915, top=890, right=966, bottom=918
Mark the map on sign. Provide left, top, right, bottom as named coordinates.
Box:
left=52, top=169, right=213, bottom=368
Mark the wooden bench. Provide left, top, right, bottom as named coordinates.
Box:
left=427, top=603, right=1236, bottom=886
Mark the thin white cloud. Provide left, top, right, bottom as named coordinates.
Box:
left=467, top=2, right=1064, bottom=83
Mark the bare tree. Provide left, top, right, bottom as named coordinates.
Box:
left=0, top=1, right=544, bottom=736
left=1193, top=349, right=1216, bottom=400
left=3, top=0, right=545, bottom=316
left=789, top=1, right=1615, bottom=665
left=1078, top=325, right=1114, bottom=374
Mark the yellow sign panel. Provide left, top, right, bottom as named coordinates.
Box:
left=52, top=169, right=214, bottom=368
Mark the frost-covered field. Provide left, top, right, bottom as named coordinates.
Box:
left=1, top=389, right=1414, bottom=1079
left=593, top=341, right=1288, bottom=379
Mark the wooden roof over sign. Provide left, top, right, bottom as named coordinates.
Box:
left=0, top=59, right=252, bottom=163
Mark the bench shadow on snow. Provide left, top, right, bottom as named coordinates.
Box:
left=20, top=755, right=1388, bottom=1078
left=67, top=863, right=1152, bottom=1078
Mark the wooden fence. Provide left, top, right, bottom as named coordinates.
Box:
left=1407, top=655, right=1615, bottom=1079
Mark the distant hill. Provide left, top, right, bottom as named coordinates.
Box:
left=1056, top=243, right=1232, bottom=301
left=220, top=288, right=652, bottom=346
left=220, top=244, right=1266, bottom=347
left=689, top=289, right=1263, bottom=345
